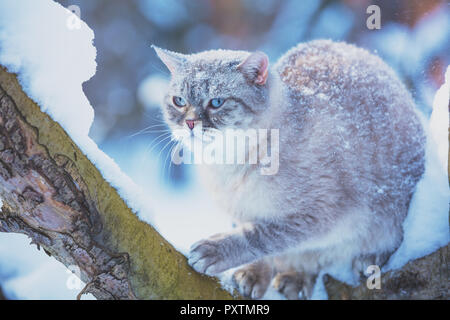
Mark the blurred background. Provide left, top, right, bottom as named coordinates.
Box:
left=61, top=0, right=450, bottom=189
left=0, top=0, right=449, bottom=299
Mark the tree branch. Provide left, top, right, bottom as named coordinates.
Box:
left=0, top=66, right=236, bottom=300
left=324, top=244, right=449, bottom=299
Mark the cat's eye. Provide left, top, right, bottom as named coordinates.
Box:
left=210, top=98, right=225, bottom=108
left=173, top=96, right=187, bottom=107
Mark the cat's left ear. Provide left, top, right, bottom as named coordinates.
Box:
left=152, top=45, right=187, bottom=74
left=238, top=51, right=269, bottom=85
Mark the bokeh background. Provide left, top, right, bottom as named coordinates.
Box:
left=70, top=0, right=448, bottom=137
left=62, top=0, right=449, bottom=189
left=0, top=0, right=449, bottom=299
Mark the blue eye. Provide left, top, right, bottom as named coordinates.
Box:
left=173, top=96, right=187, bottom=107
left=210, top=98, right=225, bottom=108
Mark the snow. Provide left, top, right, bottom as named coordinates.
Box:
left=0, top=0, right=448, bottom=300
left=385, top=66, right=450, bottom=270
left=0, top=0, right=155, bottom=221
left=0, top=233, right=95, bottom=300
left=0, top=0, right=95, bottom=139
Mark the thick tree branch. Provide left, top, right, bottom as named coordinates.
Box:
left=0, top=66, right=236, bottom=300
left=324, top=244, right=449, bottom=299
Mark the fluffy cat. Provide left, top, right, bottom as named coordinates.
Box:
left=153, top=40, right=425, bottom=299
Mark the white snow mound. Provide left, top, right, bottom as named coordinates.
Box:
left=0, top=0, right=154, bottom=222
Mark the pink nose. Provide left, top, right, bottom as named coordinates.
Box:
left=186, top=119, right=195, bottom=130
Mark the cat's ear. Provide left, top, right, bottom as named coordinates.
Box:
left=238, top=51, right=269, bottom=85
left=152, top=45, right=187, bottom=74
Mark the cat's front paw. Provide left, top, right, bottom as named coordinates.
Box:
left=188, top=237, right=230, bottom=276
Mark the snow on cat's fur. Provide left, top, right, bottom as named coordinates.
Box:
left=155, top=40, right=430, bottom=299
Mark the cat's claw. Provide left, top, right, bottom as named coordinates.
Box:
left=188, top=239, right=228, bottom=276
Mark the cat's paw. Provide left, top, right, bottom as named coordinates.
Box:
left=232, top=263, right=272, bottom=299
left=272, top=272, right=304, bottom=300
left=272, top=271, right=317, bottom=300
left=188, top=237, right=229, bottom=276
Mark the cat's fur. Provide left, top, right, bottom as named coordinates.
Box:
left=154, top=40, right=425, bottom=299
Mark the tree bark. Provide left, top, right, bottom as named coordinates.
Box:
left=0, top=66, right=235, bottom=300
left=324, top=244, right=449, bottom=299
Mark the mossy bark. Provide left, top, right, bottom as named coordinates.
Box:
left=0, top=66, right=235, bottom=300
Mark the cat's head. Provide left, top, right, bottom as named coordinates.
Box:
left=153, top=46, right=271, bottom=141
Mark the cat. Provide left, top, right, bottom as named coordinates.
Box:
left=153, top=39, right=425, bottom=299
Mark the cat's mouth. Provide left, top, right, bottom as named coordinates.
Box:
left=170, top=119, right=225, bottom=146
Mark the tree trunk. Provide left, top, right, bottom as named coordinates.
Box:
left=0, top=66, right=235, bottom=300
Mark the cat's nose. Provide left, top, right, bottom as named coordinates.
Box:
left=186, top=119, right=195, bottom=130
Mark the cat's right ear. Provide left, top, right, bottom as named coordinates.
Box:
left=238, top=51, right=269, bottom=85
left=152, top=45, right=187, bottom=74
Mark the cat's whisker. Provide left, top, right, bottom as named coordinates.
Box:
left=136, top=132, right=172, bottom=169
left=167, top=141, right=180, bottom=180
left=145, top=133, right=173, bottom=158
left=130, top=130, right=171, bottom=139
left=126, top=124, right=169, bottom=139
left=142, top=134, right=172, bottom=176
left=161, top=139, right=173, bottom=178
left=164, top=141, right=178, bottom=181
left=139, top=129, right=171, bottom=135
left=157, top=138, right=176, bottom=181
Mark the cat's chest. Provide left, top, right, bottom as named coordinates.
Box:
left=198, top=165, right=279, bottom=221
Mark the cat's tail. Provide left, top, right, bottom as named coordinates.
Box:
left=385, top=65, right=450, bottom=271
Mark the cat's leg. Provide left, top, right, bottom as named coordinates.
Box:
left=232, top=259, right=273, bottom=299
left=272, top=271, right=317, bottom=300
left=188, top=214, right=332, bottom=275
left=351, top=251, right=392, bottom=282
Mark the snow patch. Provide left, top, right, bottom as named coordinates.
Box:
left=386, top=66, right=450, bottom=270
left=0, top=0, right=95, bottom=138
left=0, top=0, right=155, bottom=223
left=0, top=233, right=95, bottom=300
